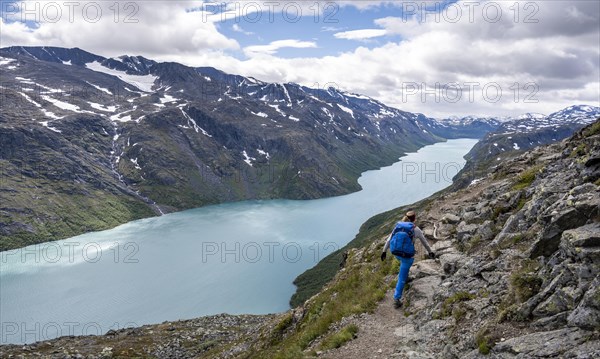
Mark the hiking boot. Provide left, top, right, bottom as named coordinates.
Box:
left=393, top=299, right=402, bottom=309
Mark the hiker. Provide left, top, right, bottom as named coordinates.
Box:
left=380, top=210, right=436, bottom=308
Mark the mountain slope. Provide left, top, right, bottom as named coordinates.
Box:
left=0, top=46, right=443, bottom=250
left=452, top=105, right=600, bottom=189
left=2, top=120, right=598, bottom=358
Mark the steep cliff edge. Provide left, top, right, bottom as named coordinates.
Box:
left=2, top=121, right=598, bottom=358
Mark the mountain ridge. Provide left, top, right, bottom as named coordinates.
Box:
left=1, top=45, right=446, bottom=250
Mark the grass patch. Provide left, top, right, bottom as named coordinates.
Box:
left=569, top=144, right=587, bottom=158
left=269, top=313, right=294, bottom=345
left=511, top=165, right=543, bottom=191
left=476, top=328, right=494, bottom=355
left=582, top=120, right=600, bottom=137
left=497, top=259, right=542, bottom=322
left=319, top=324, right=359, bottom=350
left=510, top=259, right=542, bottom=303
left=440, top=291, right=476, bottom=318
left=466, top=235, right=482, bottom=253
left=515, top=196, right=529, bottom=211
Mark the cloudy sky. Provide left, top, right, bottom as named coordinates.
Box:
left=1, top=0, right=599, bottom=118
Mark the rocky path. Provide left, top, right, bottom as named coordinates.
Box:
left=324, top=240, right=451, bottom=359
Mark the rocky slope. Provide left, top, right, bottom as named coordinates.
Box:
left=452, top=105, right=600, bottom=188
left=0, top=46, right=444, bottom=250
left=3, top=122, right=598, bottom=358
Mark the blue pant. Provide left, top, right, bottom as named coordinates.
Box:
left=394, top=256, right=414, bottom=300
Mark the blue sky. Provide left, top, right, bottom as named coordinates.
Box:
left=0, top=0, right=598, bottom=118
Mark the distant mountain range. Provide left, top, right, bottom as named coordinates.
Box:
left=0, top=46, right=598, bottom=250
left=452, top=105, right=600, bottom=188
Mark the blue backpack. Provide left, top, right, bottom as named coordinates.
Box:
left=390, top=222, right=415, bottom=258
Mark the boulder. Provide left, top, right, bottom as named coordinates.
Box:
left=531, top=312, right=569, bottom=331
left=442, top=214, right=461, bottom=224
left=560, top=223, right=600, bottom=261
left=529, top=208, right=595, bottom=258
left=567, top=276, right=600, bottom=330
left=478, top=220, right=496, bottom=241
left=492, top=328, right=590, bottom=357
left=457, top=222, right=478, bottom=242
left=439, top=253, right=468, bottom=275
left=410, top=260, right=443, bottom=280
left=562, top=223, right=600, bottom=247
left=532, top=287, right=577, bottom=317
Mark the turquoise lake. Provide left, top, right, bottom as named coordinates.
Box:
left=0, top=139, right=477, bottom=344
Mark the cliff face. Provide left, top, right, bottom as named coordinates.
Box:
left=2, top=122, right=599, bottom=358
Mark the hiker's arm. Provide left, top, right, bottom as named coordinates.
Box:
left=382, top=232, right=393, bottom=253
left=415, top=227, right=434, bottom=254
left=381, top=231, right=394, bottom=261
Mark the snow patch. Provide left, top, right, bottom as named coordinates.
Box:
left=88, top=102, right=117, bottom=112
left=322, top=107, right=334, bottom=121
left=110, top=111, right=135, bottom=122
left=160, top=94, right=177, bottom=104
left=252, top=111, right=268, bottom=118
left=86, top=61, right=157, bottom=92
left=513, top=143, right=520, bottom=150
left=180, top=108, right=212, bottom=137
left=242, top=150, right=256, bottom=167
left=19, top=92, right=41, bottom=107
left=85, top=81, right=113, bottom=95
left=337, top=104, right=354, bottom=118
left=289, top=115, right=300, bottom=122
left=469, top=178, right=483, bottom=186
left=15, top=76, right=35, bottom=84
left=0, top=57, right=15, bottom=66
left=42, top=95, right=81, bottom=112
left=280, top=84, right=292, bottom=106
left=257, top=149, right=271, bottom=160
left=130, top=158, right=142, bottom=170
left=40, top=121, right=62, bottom=133
left=268, top=104, right=287, bottom=117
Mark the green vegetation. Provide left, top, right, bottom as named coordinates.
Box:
left=515, top=195, right=529, bottom=211
left=510, top=259, right=542, bottom=302
left=512, top=165, right=544, bottom=191
left=0, top=183, right=155, bottom=251
left=466, top=235, right=482, bottom=253
left=497, top=259, right=542, bottom=322
left=440, top=291, right=476, bottom=318
left=476, top=328, right=495, bottom=355
left=319, top=324, right=359, bottom=350
left=569, top=144, right=587, bottom=158
left=582, top=120, right=600, bottom=137
left=269, top=313, right=294, bottom=345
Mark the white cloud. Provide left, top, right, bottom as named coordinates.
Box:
left=243, top=39, right=317, bottom=57
left=0, top=1, right=239, bottom=58
left=1, top=0, right=598, bottom=118
left=232, top=24, right=254, bottom=36
left=333, top=29, right=387, bottom=40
